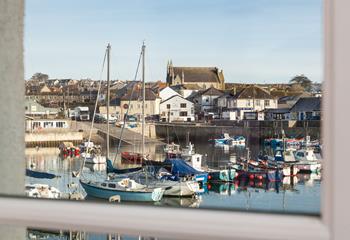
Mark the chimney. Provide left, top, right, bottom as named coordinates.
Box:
left=182, top=70, right=185, bottom=84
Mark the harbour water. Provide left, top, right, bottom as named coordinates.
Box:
left=25, top=141, right=321, bottom=215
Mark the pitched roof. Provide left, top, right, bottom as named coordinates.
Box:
left=200, top=87, right=224, bottom=96
left=170, top=67, right=222, bottom=83
left=233, top=85, right=273, bottom=99
left=160, top=94, right=193, bottom=104
left=121, top=88, right=159, bottom=101
left=170, top=84, right=203, bottom=91
left=289, top=97, right=321, bottom=112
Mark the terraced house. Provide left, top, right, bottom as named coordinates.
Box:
left=227, top=85, right=278, bottom=120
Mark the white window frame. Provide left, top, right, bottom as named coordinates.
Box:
left=0, top=0, right=349, bottom=239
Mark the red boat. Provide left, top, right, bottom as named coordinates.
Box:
left=121, top=152, right=147, bottom=164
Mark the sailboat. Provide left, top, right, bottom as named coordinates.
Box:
left=79, top=43, right=165, bottom=202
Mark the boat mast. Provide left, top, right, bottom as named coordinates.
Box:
left=141, top=42, right=145, bottom=158
left=106, top=43, right=111, bottom=160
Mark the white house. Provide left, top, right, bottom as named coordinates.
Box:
left=227, top=85, right=277, bottom=120
left=160, top=95, right=195, bottom=122
left=159, top=86, right=180, bottom=101
left=189, top=87, right=223, bottom=114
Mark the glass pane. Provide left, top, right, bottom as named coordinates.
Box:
left=22, top=0, right=322, bottom=215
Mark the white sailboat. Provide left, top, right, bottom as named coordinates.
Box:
left=79, top=43, right=165, bottom=202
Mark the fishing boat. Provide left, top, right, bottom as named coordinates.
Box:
left=120, top=151, right=152, bottom=164
left=209, top=133, right=246, bottom=146
left=184, top=152, right=237, bottom=182
left=164, top=142, right=181, bottom=158
left=79, top=140, right=95, bottom=153
left=59, top=142, right=80, bottom=158
left=258, top=149, right=299, bottom=176
left=81, top=145, right=106, bottom=164
left=209, top=133, right=232, bottom=145
left=294, top=148, right=322, bottom=173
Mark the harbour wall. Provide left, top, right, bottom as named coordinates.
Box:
left=154, top=120, right=321, bottom=146
left=25, top=131, right=83, bottom=147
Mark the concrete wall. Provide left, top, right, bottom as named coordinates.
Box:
left=155, top=121, right=321, bottom=145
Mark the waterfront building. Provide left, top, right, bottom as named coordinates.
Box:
left=25, top=117, right=69, bottom=132
left=216, top=92, right=234, bottom=115
left=188, top=87, right=224, bottom=115
left=159, top=86, right=180, bottom=101
left=289, top=97, right=321, bottom=120
left=264, top=108, right=291, bottom=120
left=166, top=61, right=225, bottom=90
left=159, top=95, right=195, bottom=122
left=25, top=97, right=59, bottom=118
left=278, top=92, right=312, bottom=109
left=227, top=85, right=278, bottom=120
left=120, top=88, right=161, bottom=119
left=170, top=84, right=202, bottom=98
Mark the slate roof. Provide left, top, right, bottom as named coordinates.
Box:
left=289, top=97, right=321, bottom=112
left=264, top=108, right=290, bottom=113
left=200, top=87, right=224, bottom=96
left=121, top=88, right=159, bottom=101
left=233, top=85, right=273, bottom=99
left=168, top=67, right=222, bottom=83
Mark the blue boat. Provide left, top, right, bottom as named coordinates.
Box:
left=106, top=159, right=142, bottom=174
left=26, top=169, right=58, bottom=179
left=209, top=133, right=246, bottom=146
left=80, top=179, right=164, bottom=202
left=163, top=159, right=208, bottom=181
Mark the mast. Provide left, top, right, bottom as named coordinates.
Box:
left=141, top=42, right=145, bottom=158
left=106, top=43, right=111, bottom=160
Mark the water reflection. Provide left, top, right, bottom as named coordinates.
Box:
left=25, top=143, right=321, bottom=214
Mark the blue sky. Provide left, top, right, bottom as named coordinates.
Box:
left=25, top=0, right=323, bottom=83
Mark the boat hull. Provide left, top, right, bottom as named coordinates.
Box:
left=163, top=181, right=199, bottom=197
left=208, top=169, right=237, bottom=182
left=80, top=180, right=163, bottom=202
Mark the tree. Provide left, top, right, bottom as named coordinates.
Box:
left=289, top=74, right=312, bottom=92
left=30, top=72, right=49, bottom=82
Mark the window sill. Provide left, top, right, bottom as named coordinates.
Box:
left=0, top=197, right=329, bottom=240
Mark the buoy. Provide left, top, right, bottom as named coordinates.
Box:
left=109, top=195, right=121, bottom=203
left=257, top=175, right=263, bottom=180
left=249, top=174, right=255, bottom=180
left=208, top=175, right=212, bottom=180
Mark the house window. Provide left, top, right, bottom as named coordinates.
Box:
left=166, top=104, right=170, bottom=109
left=247, top=100, right=251, bottom=107
left=264, top=100, right=270, bottom=106
left=180, top=103, right=186, bottom=108
left=256, top=100, right=260, bottom=106
left=56, top=122, right=64, bottom=128
left=180, top=112, right=187, bottom=116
